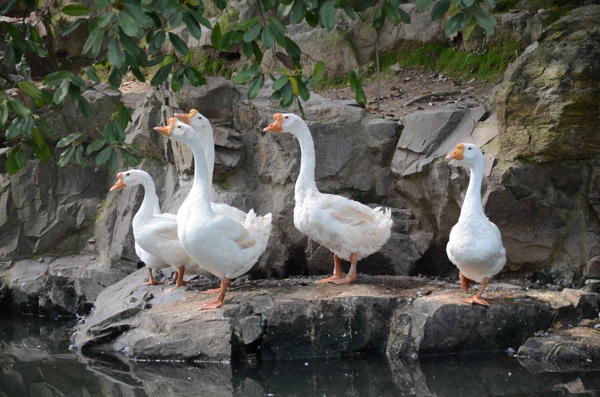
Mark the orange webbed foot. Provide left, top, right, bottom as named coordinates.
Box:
left=199, top=300, right=223, bottom=310
left=202, top=287, right=221, bottom=294
left=331, top=274, right=358, bottom=285
left=463, top=297, right=490, bottom=306
left=142, top=280, right=164, bottom=286
left=315, top=274, right=345, bottom=284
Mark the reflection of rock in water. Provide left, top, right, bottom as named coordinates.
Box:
left=0, top=317, right=144, bottom=397
left=417, top=353, right=600, bottom=397
left=129, top=361, right=234, bottom=396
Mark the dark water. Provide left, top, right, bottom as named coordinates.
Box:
left=0, top=317, right=598, bottom=397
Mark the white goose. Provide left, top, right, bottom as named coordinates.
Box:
left=110, top=169, right=200, bottom=292
left=446, top=143, right=506, bottom=306
left=174, top=109, right=246, bottom=223
left=264, top=113, right=392, bottom=284
left=155, top=118, right=272, bottom=310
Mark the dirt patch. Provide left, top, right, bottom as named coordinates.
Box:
left=315, top=66, right=494, bottom=120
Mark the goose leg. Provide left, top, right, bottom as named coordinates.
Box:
left=464, top=277, right=490, bottom=306
left=164, top=266, right=187, bottom=293
left=459, top=272, right=472, bottom=291
left=202, top=280, right=222, bottom=294
left=333, top=252, right=359, bottom=285
left=142, top=268, right=164, bottom=285
left=316, top=254, right=345, bottom=283
left=200, top=278, right=230, bottom=310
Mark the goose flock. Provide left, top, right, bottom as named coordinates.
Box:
left=110, top=110, right=505, bottom=309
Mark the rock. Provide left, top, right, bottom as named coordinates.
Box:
left=586, top=256, right=600, bottom=279
left=518, top=319, right=600, bottom=373
left=496, top=5, right=600, bottom=161
left=71, top=272, right=600, bottom=362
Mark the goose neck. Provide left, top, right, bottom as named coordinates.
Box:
left=187, top=140, right=213, bottom=212
left=293, top=124, right=319, bottom=197
left=460, top=160, right=486, bottom=220
left=134, top=177, right=159, bottom=224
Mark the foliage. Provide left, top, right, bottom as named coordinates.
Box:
left=1, top=0, right=499, bottom=174
left=379, top=35, right=521, bottom=83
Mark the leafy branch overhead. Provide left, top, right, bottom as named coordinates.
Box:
left=1, top=0, right=498, bottom=174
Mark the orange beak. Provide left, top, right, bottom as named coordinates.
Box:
left=446, top=143, right=465, bottom=160
left=263, top=113, right=283, bottom=132
left=174, top=109, right=197, bottom=125
left=154, top=117, right=177, bottom=137
left=110, top=173, right=126, bottom=191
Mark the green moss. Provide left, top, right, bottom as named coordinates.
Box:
left=313, top=76, right=348, bottom=90
left=378, top=36, right=521, bottom=83
left=183, top=48, right=235, bottom=79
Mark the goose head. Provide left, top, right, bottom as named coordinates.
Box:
left=174, top=109, right=212, bottom=134
left=263, top=113, right=304, bottom=135
left=446, top=143, right=484, bottom=166
left=154, top=117, right=198, bottom=145
left=110, top=169, right=149, bottom=191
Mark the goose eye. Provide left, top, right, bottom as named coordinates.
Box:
left=284, top=116, right=289, bottom=119
left=468, top=147, right=472, bottom=150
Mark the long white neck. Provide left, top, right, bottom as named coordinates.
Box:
left=198, top=127, right=215, bottom=191
left=292, top=123, right=319, bottom=198
left=133, top=176, right=160, bottom=226
left=459, top=158, right=486, bottom=221
left=185, top=139, right=213, bottom=213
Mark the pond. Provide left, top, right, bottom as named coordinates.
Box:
left=0, top=316, right=598, bottom=396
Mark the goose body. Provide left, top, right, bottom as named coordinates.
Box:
left=264, top=113, right=392, bottom=284
left=110, top=170, right=199, bottom=291
left=446, top=143, right=506, bottom=306
left=174, top=109, right=246, bottom=223
left=155, top=118, right=272, bottom=309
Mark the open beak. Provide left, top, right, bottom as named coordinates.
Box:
left=446, top=144, right=465, bottom=160
left=110, top=173, right=126, bottom=191
left=263, top=113, right=283, bottom=132
left=154, top=118, right=177, bottom=137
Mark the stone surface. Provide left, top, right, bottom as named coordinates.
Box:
left=496, top=5, right=600, bottom=161
left=71, top=271, right=600, bottom=363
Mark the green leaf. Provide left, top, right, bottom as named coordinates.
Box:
left=102, top=123, right=117, bottom=145
left=312, top=61, right=325, bottom=83
left=9, top=98, right=31, bottom=118
left=78, top=97, right=94, bottom=118
left=170, top=68, right=184, bottom=92
left=114, top=123, right=126, bottom=141
left=67, top=82, right=81, bottom=104
left=150, top=63, right=173, bottom=86
left=284, top=37, right=301, bottom=60
left=290, top=2, right=305, bottom=24
left=97, top=12, right=115, bottom=28
left=431, top=0, right=451, bottom=21
left=183, top=12, right=202, bottom=40
left=318, top=1, right=337, bottom=29
left=296, top=79, right=310, bottom=101
left=0, top=0, right=19, bottom=15
left=107, top=149, right=119, bottom=174
left=83, top=25, right=105, bottom=56
left=472, top=4, right=497, bottom=34
left=348, top=70, right=366, bottom=104
left=43, top=71, right=71, bottom=87
left=399, top=7, right=411, bottom=23
left=75, top=145, right=85, bottom=167
left=168, top=32, right=189, bottom=56
left=58, top=146, right=76, bottom=167
left=61, top=19, right=84, bottom=36
left=272, top=75, right=290, bottom=91
left=7, top=147, right=26, bottom=175
left=261, top=26, right=275, bottom=48
left=211, top=22, right=223, bottom=49
left=87, top=139, right=105, bottom=153
left=61, top=4, right=90, bottom=16
left=244, top=23, right=262, bottom=42
left=233, top=65, right=259, bottom=84
left=213, top=0, right=227, bottom=9
left=18, top=81, right=43, bottom=99
left=463, top=0, right=475, bottom=7
left=247, top=76, right=263, bottom=99
left=149, top=31, right=166, bottom=54
left=415, top=0, right=431, bottom=12
left=52, top=79, right=69, bottom=105
left=261, top=0, right=277, bottom=11
left=444, top=12, right=472, bottom=36
left=33, top=136, right=52, bottom=162
left=118, top=9, right=140, bottom=37
left=305, top=10, right=319, bottom=27
left=119, top=148, right=139, bottom=167
left=184, top=66, right=206, bottom=86
left=96, top=146, right=113, bottom=165
left=3, top=43, right=15, bottom=66
left=0, top=103, right=8, bottom=126
left=107, top=35, right=125, bottom=68
left=232, top=17, right=260, bottom=31
left=69, top=74, right=86, bottom=87
left=57, top=132, right=82, bottom=148
left=279, top=82, right=293, bottom=108
left=353, top=0, right=376, bottom=12
left=6, top=117, right=23, bottom=139
left=85, top=67, right=101, bottom=83
left=108, top=68, right=122, bottom=89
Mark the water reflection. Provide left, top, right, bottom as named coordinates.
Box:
left=0, top=317, right=598, bottom=396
